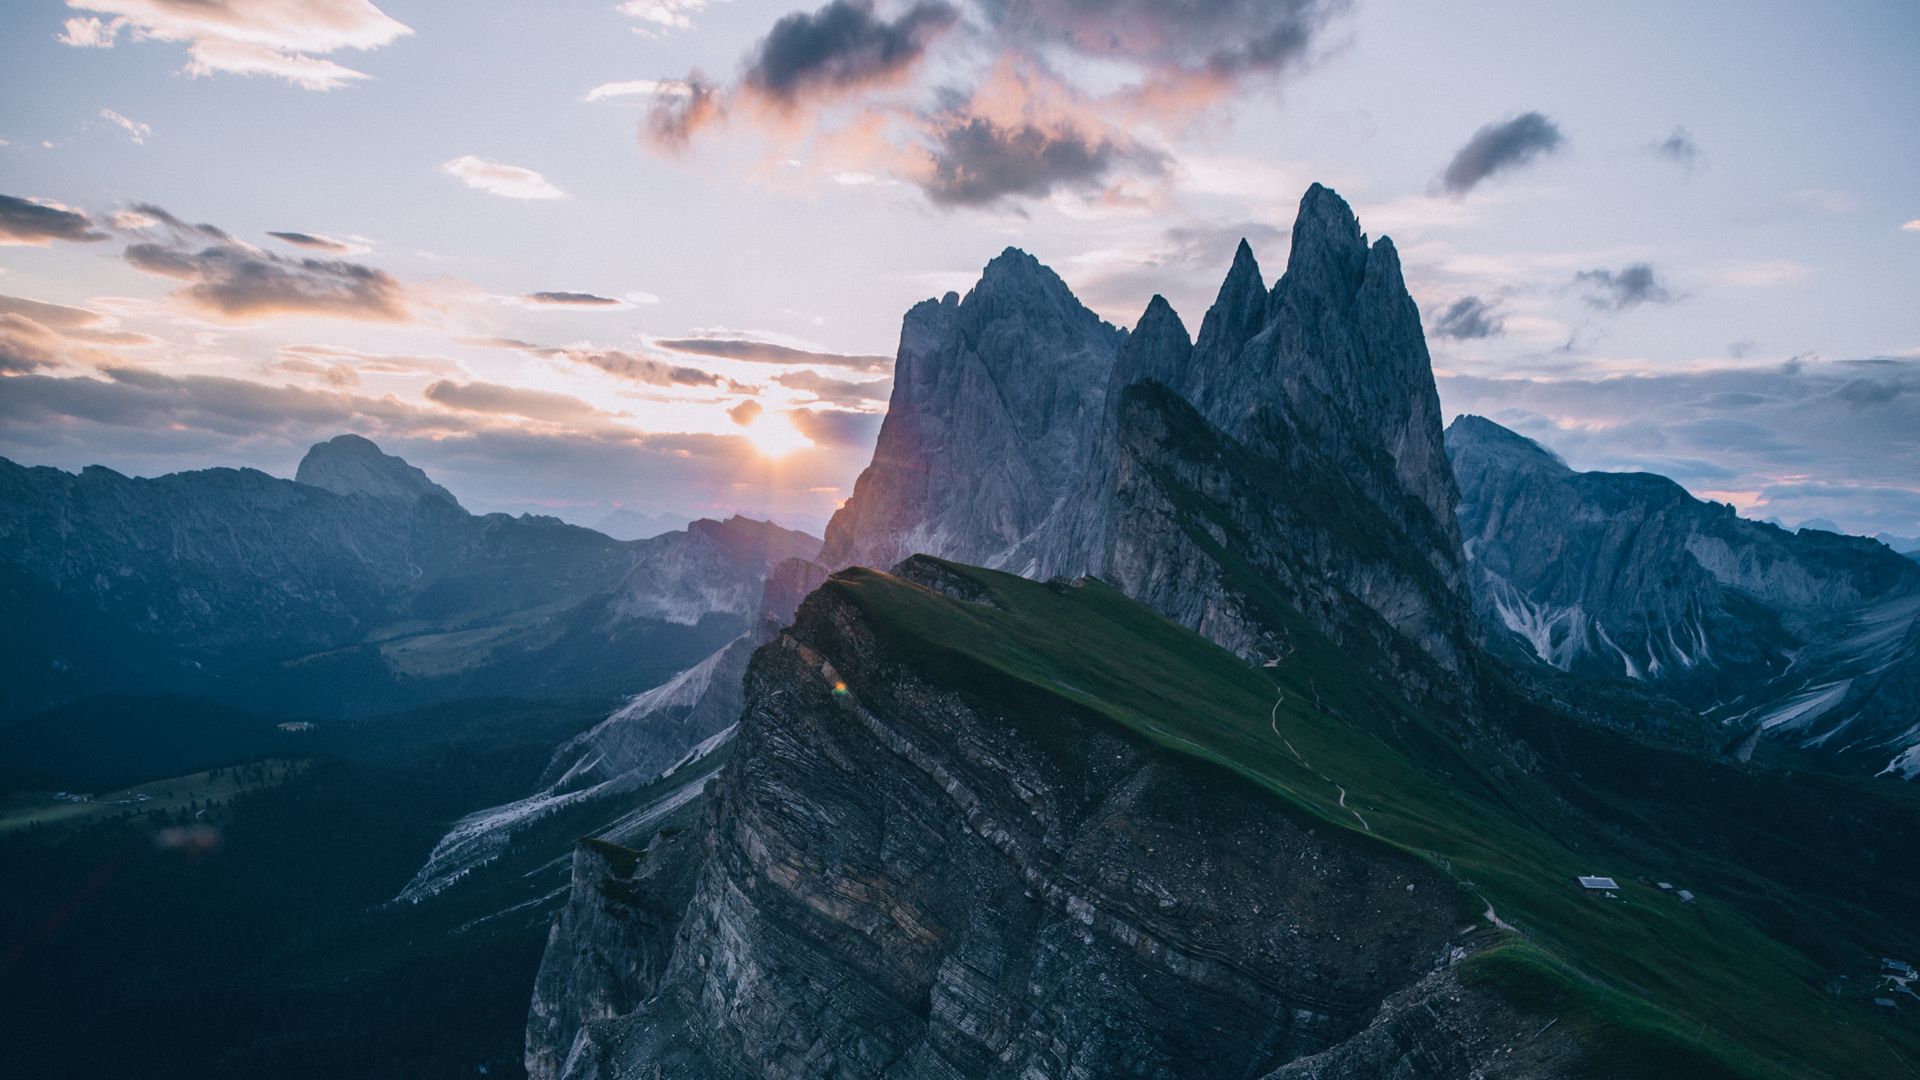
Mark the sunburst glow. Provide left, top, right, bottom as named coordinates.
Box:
left=741, top=411, right=815, bottom=459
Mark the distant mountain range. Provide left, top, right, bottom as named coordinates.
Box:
left=1449, top=415, right=1920, bottom=778
left=0, top=433, right=817, bottom=720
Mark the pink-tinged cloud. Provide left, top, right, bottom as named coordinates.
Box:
left=63, top=0, right=413, bottom=91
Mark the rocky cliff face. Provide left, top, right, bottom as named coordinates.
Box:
left=0, top=441, right=818, bottom=719
left=528, top=558, right=1555, bottom=1080
left=819, top=251, right=1124, bottom=572
left=828, top=184, right=1478, bottom=704
left=1448, top=414, right=1920, bottom=776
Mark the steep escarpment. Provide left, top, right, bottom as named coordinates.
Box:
left=827, top=186, right=1479, bottom=707
left=531, top=560, right=1533, bottom=1079
left=1448, top=414, right=1920, bottom=775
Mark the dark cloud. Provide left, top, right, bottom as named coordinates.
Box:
left=1439, top=112, right=1564, bottom=195
left=775, top=369, right=893, bottom=405
left=1438, top=357, right=1920, bottom=536
left=727, top=399, right=764, bottom=425
left=996, top=0, right=1341, bottom=71
left=526, top=291, right=621, bottom=306
left=118, top=204, right=406, bottom=321
left=1653, top=126, right=1698, bottom=166
left=792, top=406, right=884, bottom=447
left=124, top=240, right=408, bottom=321
left=0, top=194, right=108, bottom=245
left=267, top=231, right=355, bottom=253
left=922, top=116, right=1158, bottom=207
left=485, top=338, right=722, bottom=387
left=645, top=73, right=725, bottom=150
left=124, top=202, right=228, bottom=240
left=1574, top=263, right=1676, bottom=310
left=743, top=0, right=958, bottom=108
left=657, top=337, right=892, bottom=372
left=1430, top=295, right=1503, bottom=339
left=423, top=379, right=599, bottom=422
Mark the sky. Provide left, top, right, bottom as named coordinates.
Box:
left=1, top=0, right=1917, bottom=539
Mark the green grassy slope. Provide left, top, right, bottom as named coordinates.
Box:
left=822, top=559, right=1920, bottom=1080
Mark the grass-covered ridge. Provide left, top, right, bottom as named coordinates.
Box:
left=820, top=558, right=1920, bottom=1080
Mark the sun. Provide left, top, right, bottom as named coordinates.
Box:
left=741, top=411, right=815, bottom=459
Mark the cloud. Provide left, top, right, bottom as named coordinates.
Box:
left=792, top=406, right=883, bottom=446
left=485, top=338, right=723, bottom=388
left=1439, top=112, right=1564, bottom=195
left=1652, top=126, right=1697, bottom=166
left=585, top=78, right=694, bottom=102
left=617, top=0, right=718, bottom=37
left=525, top=291, right=621, bottom=306
left=741, top=0, right=958, bottom=110
left=275, top=343, right=456, bottom=376
left=0, top=293, right=155, bottom=347
left=644, top=74, right=725, bottom=150
left=58, top=16, right=122, bottom=47
left=727, top=398, right=763, bottom=425
left=440, top=155, right=565, bottom=199
left=1438, top=357, right=1920, bottom=535
left=62, top=0, right=413, bottom=91
left=100, top=108, right=151, bottom=144
left=775, top=368, right=891, bottom=405
left=1903, top=220, right=1920, bottom=234
left=120, top=203, right=407, bottom=321
left=423, top=379, right=599, bottom=422
left=985, top=0, right=1346, bottom=110
left=628, top=0, right=1343, bottom=208
left=0, top=315, right=72, bottom=373
left=656, top=336, right=892, bottom=372
left=1574, top=263, right=1676, bottom=310
left=0, top=194, right=108, bottom=245
left=266, top=230, right=365, bottom=254
left=921, top=115, right=1149, bottom=207
left=1430, top=295, right=1502, bottom=339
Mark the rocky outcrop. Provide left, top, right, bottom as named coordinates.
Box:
left=527, top=828, right=709, bottom=1080
left=1447, top=414, right=1920, bottom=775
left=531, top=560, right=1514, bottom=1079
left=826, top=184, right=1479, bottom=705
left=0, top=442, right=818, bottom=719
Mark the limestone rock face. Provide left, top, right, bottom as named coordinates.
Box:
left=1448, top=414, right=1920, bottom=775
left=819, top=250, right=1124, bottom=573
left=828, top=184, right=1480, bottom=702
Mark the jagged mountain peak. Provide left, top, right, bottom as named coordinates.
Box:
left=1274, top=182, right=1371, bottom=311
left=295, top=433, right=461, bottom=509
left=1193, top=236, right=1268, bottom=357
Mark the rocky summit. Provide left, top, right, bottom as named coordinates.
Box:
left=828, top=185, right=1480, bottom=708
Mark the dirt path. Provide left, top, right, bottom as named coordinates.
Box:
left=1267, top=686, right=1371, bottom=833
